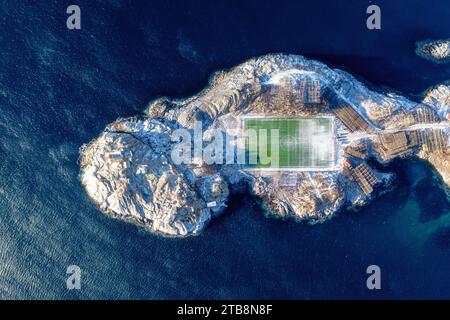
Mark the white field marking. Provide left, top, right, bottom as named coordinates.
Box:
left=241, top=115, right=338, bottom=170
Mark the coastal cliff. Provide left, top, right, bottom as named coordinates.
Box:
left=79, top=54, right=450, bottom=237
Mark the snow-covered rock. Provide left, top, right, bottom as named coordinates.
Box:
left=79, top=53, right=449, bottom=237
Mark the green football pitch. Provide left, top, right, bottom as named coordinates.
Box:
left=244, top=117, right=334, bottom=169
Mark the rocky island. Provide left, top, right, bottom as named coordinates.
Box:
left=79, top=54, right=450, bottom=237
left=416, top=39, right=450, bottom=63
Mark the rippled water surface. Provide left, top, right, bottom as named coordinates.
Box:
left=0, top=0, right=449, bottom=299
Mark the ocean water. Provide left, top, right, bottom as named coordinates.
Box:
left=0, top=0, right=449, bottom=299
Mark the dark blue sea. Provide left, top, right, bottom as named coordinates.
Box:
left=0, top=0, right=449, bottom=299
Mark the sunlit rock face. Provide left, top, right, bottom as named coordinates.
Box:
left=416, top=39, right=450, bottom=63
left=79, top=54, right=449, bottom=237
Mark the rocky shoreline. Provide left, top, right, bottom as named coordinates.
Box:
left=416, top=39, right=450, bottom=63
left=79, top=54, right=450, bottom=237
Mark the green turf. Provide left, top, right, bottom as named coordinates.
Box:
left=244, top=117, right=334, bottom=169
